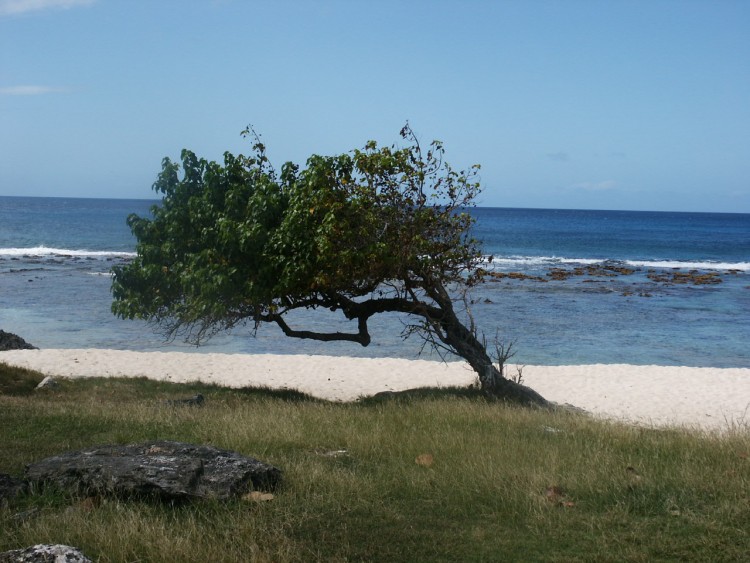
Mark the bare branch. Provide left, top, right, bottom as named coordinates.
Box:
left=267, top=313, right=371, bottom=346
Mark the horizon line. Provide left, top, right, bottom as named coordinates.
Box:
left=0, top=194, right=747, bottom=216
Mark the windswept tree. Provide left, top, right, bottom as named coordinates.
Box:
left=112, top=126, right=548, bottom=405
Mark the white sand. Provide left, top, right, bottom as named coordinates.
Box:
left=2, top=349, right=749, bottom=432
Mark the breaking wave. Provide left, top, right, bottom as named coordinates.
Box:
left=488, top=255, right=750, bottom=272
left=0, top=246, right=135, bottom=258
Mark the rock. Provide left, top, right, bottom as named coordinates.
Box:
left=164, top=394, right=204, bottom=407
left=10, top=508, right=41, bottom=523
left=243, top=491, right=274, bottom=502
left=0, top=331, right=37, bottom=351
left=25, top=441, right=281, bottom=501
left=0, top=544, right=93, bottom=562
left=0, top=474, right=27, bottom=505
left=34, top=376, right=58, bottom=390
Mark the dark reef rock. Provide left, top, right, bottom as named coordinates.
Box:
left=0, top=544, right=93, bottom=563
left=0, top=331, right=37, bottom=351
left=647, top=270, right=723, bottom=285
left=24, top=441, right=281, bottom=501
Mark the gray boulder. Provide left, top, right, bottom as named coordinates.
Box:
left=34, top=377, right=58, bottom=390
left=0, top=473, right=27, bottom=505
left=164, top=394, right=204, bottom=407
left=24, top=441, right=281, bottom=501
left=0, top=544, right=92, bottom=563
left=0, top=331, right=37, bottom=351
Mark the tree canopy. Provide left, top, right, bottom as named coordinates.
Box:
left=112, top=126, right=547, bottom=405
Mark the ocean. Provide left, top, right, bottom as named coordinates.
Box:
left=1, top=196, right=748, bottom=368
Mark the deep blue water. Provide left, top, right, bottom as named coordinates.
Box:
left=1, top=196, right=748, bottom=367
left=473, top=207, right=750, bottom=268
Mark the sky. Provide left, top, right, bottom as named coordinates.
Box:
left=0, top=0, right=748, bottom=212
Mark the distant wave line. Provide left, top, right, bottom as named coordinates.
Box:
left=624, top=259, right=749, bottom=271
left=0, top=246, right=136, bottom=258
left=488, top=255, right=750, bottom=271
left=2, top=247, right=746, bottom=272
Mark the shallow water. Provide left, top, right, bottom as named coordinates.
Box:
left=1, top=197, right=748, bottom=367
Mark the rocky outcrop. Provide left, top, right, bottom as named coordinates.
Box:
left=24, top=441, right=281, bottom=501
left=0, top=331, right=37, bottom=351
left=0, top=544, right=93, bottom=563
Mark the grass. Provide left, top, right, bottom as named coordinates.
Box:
left=1, top=362, right=749, bottom=562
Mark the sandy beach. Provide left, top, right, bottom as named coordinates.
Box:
left=2, top=348, right=749, bottom=432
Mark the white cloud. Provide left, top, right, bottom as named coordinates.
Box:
left=572, top=180, right=617, bottom=192
left=0, top=0, right=95, bottom=16
left=0, top=85, right=67, bottom=95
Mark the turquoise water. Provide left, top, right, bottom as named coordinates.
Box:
left=1, top=196, right=748, bottom=367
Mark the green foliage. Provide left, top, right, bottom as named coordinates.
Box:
left=111, top=126, right=483, bottom=345
left=111, top=126, right=550, bottom=403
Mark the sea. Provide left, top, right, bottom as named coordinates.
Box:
left=1, top=196, right=748, bottom=368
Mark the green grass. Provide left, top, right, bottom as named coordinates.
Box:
left=0, top=363, right=46, bottom=396
left=1, top=362, right=749, bottom=562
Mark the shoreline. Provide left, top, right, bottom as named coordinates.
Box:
left=2, top=348, right=749, bottom=433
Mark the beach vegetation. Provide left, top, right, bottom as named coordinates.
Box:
left=1, top=367, right=748, bottom=562
left=111, top=125, right=546, bottom=404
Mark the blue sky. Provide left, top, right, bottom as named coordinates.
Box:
left=1, top=0, right=748, bottom=212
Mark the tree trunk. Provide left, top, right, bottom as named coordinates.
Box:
left=441, top=320, right=549, bottom=407
left=481, top=364, right=549, bottom=406
left=422, top=279, right=550, bottom=407
left=262, top=283, right=551, bottom=407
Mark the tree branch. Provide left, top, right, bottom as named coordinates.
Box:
left=267, top=313, right=372, bottom=346
left=256, top=291, right=447, bottom=349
